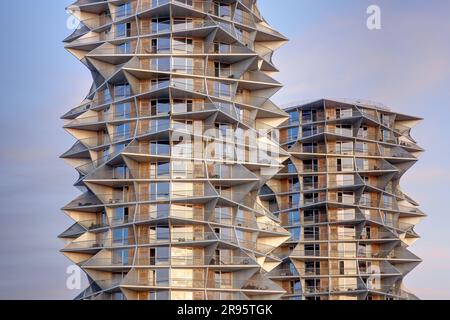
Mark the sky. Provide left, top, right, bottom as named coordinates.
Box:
left=0, top=0, right=449, bottom=300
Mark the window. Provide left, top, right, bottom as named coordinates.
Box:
left=214, top=62, right=231, bottom=77
left=214, top=207, right=232, bottom=224
left=381, top=113, right=391, bottom=127
left=113, top=165, right=129, bottom=179
left=172, top=141, right=192, bottom=158
left=173, top=99, right=193, bottom=113
left=173, top=57, right=194, bottom=74
left=151, top=17, right=170, bottom=33
left=102, top=87, right=112, bottom=103
left=305, top=261, right=320, bottom=275
left=302, top=125, right=318, bottom=137
left=339, top=261, right=345, bottom=275
left=290, top=227, right=301, bottom=241
left=113, top=249, right=129, bottom=265
left=173, top=37, right=193, bottom=53
left=156, top=162, right=170, bottom=177
left=156, top=269, right=169, bottom=286
left=112, top=292, right=125, bottom=300
left=234, top=8, right=244, bottom=23
left=214, top=81, right=231, bottom=97
left=359, top=125, right=369, bottom=138
left=287, top=161, right=297, bottom=173
left=336, top=124, right=352, bottom=136
left=116, top=22, right=131, bottom=37
left=154, top=204, right=169, bottom=219
left=356, top=158, right=369, bottom=171
left=303, top=159, right=318, bottom=172
left=151, top=37, right=171, bottom=53
left=100, top=210, right=108, bottom=225
left=289, top=177, right=300, bottom=191
left=215, top=3, right=231, bottom=18
left=355, top=142, right=368, bottom=154
left=151, top=57, right=170, bottom=72
left=173, top=18, right=193, bottom=31
left=213, top=42, right=231, bottom=54
left=290, top=193, right=301, bottom=207
left=304, top=209, right=321, bottom=224
left=337, top=158, right=353, bottom=171
left=335, top=174, right=354, bottom=186
left=156, top=246, right=170, bottom=264
left=172, top=161, right=192, bottom=179
left=338, top=191, right=354, bottom=204
left=150, top=141, right=170, bottom=156
left=115, top=142, right=128, bottom=153
left=115, top=123, right=130, bottom=137
left=336, top=141, right=353, bottom=154
left=118, top=41, right=132, bottom=54
left=338, top=226, right=356, bottom=240
left=290, top=280, right=301, bottom=294
left=215, top=272, right=232, bottom=289
left=173, top=77, right=194, bottom=91
left=288, top=127, right=299, bottom=140
left=172, top=247, right=194, bottom=266
left=304, top=193, right=319, bottom=205
left=302, top=143, right=318, bottom=153
left=288, top=210, right=300, bottom=225
left=302, top=109, right=318, bottom=123
left=156, top=226, right=170, bottom=241
left=173, top=120, right=193, bottom=133
left=338, top=242, right=356, bottom=258
left=336, top=108, right=353, bottom=119
left=149, top=290, right=169, bottom=300
left=113, top=228, right=129, bottom=245
left=361, top=227, right=372, bottom=240
left=305, top=244, right=320, bottom=256
left=337, top=208, right=355, bottom=221
left=214, top=249, right=231, bottom=265
left=288, top=111, right=299, bottom=124
left=114, top=83, right=131, bottom=98
left=115, top=102, right=131, bottom=119
left=304, top=226, right=319, bottom=240
left=102, top=147, right=110, bottom=158
left=150, top=77, right=170, bottom=90
left=116, top=3, right=132, bottom=18
left=303, top=176, right=318, bottom=190
left=382, top=129, right=392, bottom=142
left=151, top=99, right=170, bottom=115
left=382, top=195, right=393, bottom=209
left=149, top=118, right=170, bottom=132
left=150, top=182, right=170, bottom=200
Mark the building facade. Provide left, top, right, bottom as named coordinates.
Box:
left=60, top=0, right=291, bottom=300
left=266, top=99, right=424, bottom=300
left=60, top=1, right=424, bottom=300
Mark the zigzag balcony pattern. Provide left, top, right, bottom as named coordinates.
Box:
left=61, top=0, right=291, bottom=300
left=264, top=99, right=424, bottom=301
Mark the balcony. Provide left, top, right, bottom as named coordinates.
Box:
left=289, top=249, right=398, bottom=260
left=64, top=237, right=137, bottom=251
left=65, top=110, right=136, bottom=128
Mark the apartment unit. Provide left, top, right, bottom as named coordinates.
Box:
left=60, top=0, right=292, bottom=300
left=266, top=99, right=425, bottom=300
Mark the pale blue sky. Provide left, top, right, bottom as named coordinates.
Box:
left=0, top=0, right=449, bottom=299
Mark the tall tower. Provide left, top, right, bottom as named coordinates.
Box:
left=60, top=0, right=290, bottom=300
left=266, top=99, right=425, bottom=300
